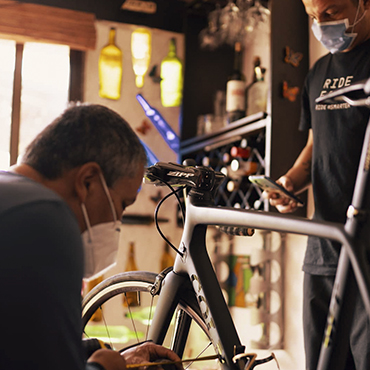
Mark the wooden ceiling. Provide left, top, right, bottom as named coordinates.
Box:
left=178, top=0, right=268, bottom=16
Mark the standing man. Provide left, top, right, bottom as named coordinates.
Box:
left=266, top=0, right=370, bottom=369
left=0, top=104, right=181, bottom=370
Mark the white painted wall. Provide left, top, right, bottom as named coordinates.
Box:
left=84, top=20, right=185, bottom=276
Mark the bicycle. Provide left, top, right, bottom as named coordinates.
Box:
left=82, top=77, right=370, bottom=370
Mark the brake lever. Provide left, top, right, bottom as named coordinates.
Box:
left=144, top=162, right=197, bottom=187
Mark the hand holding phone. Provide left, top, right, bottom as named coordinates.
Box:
left=248, top=175, right=304, bottom=206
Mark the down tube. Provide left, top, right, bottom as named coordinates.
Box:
left=188, top=224, right=246, bottom=370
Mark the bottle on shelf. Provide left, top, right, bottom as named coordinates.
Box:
left=222, top=152, right=232, bottom=165
left=160, top=38, right=183, bottom=107
left=213, top=90, right=227, bottom=130
left=160, top=242, right=175, bottom=271
left=99, top=27, right=123, bottom=100
left=230, top=158, right=258, bottom=177
left=202, top=155, right=222, bottom=168
left=246, top=57, right=268, bottom=116
left=85, top=275, right=103, bottom=322
left=235, top=256, right=254, bottom=307
left=228, top=255, right=253, bottom=307
left=225, top=176, right=252, bottom=197
left=226, top=42, right=246, bottom=124
left=230, top=146, right=251, bottom=159
left=226, top=179, right=238, bottom=193
left=122, top=242, right=140, bottom=307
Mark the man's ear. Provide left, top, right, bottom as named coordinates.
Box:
left=74, top=162, right=102, bottom=203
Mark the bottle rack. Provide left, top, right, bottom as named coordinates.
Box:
left=214, top=230, right=284, bottom=349
left=180, top=112, right=270, bottom=210
left=180, top=113, right=283, bottom=349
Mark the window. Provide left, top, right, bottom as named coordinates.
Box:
left=0, top=39, right=71, bottom=170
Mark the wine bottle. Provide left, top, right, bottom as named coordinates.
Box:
left=160, top=242, right=175, bottom=271
left=230, top=159, right=258, bottom=177
left=160, top=38, right=183, bottom=107
left=122, top=242, right=140, bottom=307
left=99, top=27, right=123, bottom=100
left=202, top=156, right=222, bottom=168
left=226, top=42, right=246, bottom=124
left=230, top=146, right=251, bottom=159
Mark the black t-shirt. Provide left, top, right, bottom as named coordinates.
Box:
left=300, top=38, right=370, bottom=275
left=0, top=171, right=87, bottom=369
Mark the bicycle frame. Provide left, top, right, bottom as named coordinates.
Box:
left=147, top=186, right=370, bottom=370
left=145, top=80, right=370, bottom=370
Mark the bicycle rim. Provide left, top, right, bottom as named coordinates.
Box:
left=81, top=271, right=222, bottom=370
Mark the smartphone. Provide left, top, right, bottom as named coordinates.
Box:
left=248, top=175, right=304, bottom=206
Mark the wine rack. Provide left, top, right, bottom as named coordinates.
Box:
left=180, top=113, right=284, bottom=349
left=180, top=112, right=270, bottom=210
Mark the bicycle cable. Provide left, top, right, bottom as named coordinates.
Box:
left=149, top=173, right=186, bottom=257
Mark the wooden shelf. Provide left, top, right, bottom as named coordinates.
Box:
left=180, top=112, right=267, bottom=156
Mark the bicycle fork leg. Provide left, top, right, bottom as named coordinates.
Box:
left=316, top=249, right=357, bottom=370
left=147, top=271, right=193, bottom=356
left=171, top=308, right=192, bottom=357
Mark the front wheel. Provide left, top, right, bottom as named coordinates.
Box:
left=81, top=271, right=221, bottom=370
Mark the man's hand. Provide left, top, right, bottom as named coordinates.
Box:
left=88, top=348, right=127, bottom=370
left=263, top=176, right=299, bottom=213
left=121, top=342, right=183, bottom=370
left=87, top=342, right=183, bottom=370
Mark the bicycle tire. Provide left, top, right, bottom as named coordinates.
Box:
left=82, top=271, right=220, bottom=369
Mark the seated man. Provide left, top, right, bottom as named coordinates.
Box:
left=0, top=103, right=181, bottom=370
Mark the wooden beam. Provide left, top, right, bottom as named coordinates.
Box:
left=0, top=0, right=96, bottom=50
left=10, top=43, right=23, bottom=166
left=69, top=50, right=85, bottom=102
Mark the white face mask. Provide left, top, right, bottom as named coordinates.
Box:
left=81, top=172, right=121, bottom=281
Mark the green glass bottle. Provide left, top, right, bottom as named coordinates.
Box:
left=160, top=38, right=183, bottom=107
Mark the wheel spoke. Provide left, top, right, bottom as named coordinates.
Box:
left=81, top=272, right=222, bottom=370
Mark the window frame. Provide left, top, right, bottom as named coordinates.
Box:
left=8, top=43, right=84, bottom=166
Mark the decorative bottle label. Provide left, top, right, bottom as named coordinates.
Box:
left=226, top=80, right=245, bottom=112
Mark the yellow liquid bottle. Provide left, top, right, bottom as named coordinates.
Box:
left=131, top=28, right=151, bottom=88
left=85, top=275, right=103, bottom=322
left=99, top=27, right=122, bottom=100
left=160, top=242, right=175, bottom=271
left=160, top=38, right=183, bottom=107
left=123, top=242, right=140, bottom=307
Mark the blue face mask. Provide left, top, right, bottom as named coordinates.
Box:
left=312, top=18, right=356, bottom=54
left=311, top=6, right=367, bottom=54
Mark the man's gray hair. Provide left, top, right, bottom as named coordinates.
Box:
left=22, top=103, right=147, bottom=187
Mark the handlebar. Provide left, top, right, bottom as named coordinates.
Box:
left=144, top=161, right=226, bottom=192
left=316, top=77, right=370, bottom=107
left=145, top=161, right=255, bottom=236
